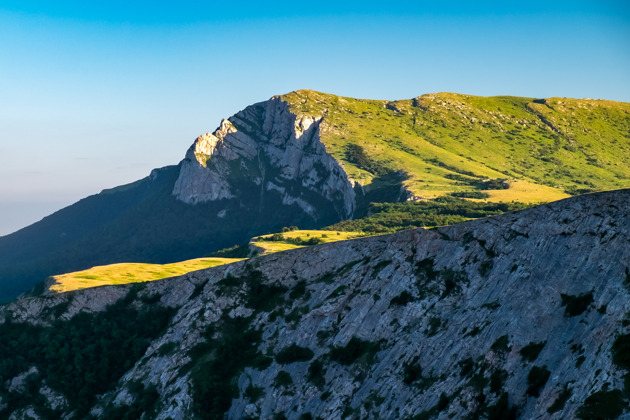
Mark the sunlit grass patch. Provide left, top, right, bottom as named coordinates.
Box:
left=250, top=230, right=364, bottom=255
left=48, top=257, right=244, bottom=293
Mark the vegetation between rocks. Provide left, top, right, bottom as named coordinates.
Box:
left=0, top=288, right=174, bottom=418
left=560, top=291, right=594, bottom=317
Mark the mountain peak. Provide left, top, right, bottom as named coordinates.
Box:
left=0, top=90, right=628, bottom=302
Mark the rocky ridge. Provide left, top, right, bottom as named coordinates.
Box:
left=1, top=189, right=629, bottom=419
left=173, top=96, right=356, bottom=220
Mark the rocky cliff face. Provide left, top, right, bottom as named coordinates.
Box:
left=1, top=189, right=629, bottom=419
left=173, top=96, right=356, bottom=221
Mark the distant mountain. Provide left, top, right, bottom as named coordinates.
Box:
left=1, top=189, right=629, bottom=418
left=1, top=90, right=628, bottom=301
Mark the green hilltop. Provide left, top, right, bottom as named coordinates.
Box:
left=1, top=90, right=628, bottom=302
left=281, top=90, right=630, bottom=202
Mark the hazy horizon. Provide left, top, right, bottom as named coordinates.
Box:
left=1, top=0, right=629, bottom=236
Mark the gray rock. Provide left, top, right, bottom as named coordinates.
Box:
left=8, top=406, right=41, bottom=420
left=172, top=96, right=356, bottom=221
left=39, top=384, right=68, bottom=411
left=1, top=189, right=629, bottom=419
left=7, top=367, right=39, bottom=394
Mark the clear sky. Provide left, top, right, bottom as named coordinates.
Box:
left=1, top=1, right=629, bottom=236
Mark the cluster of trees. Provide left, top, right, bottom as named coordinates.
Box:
left=327, top=197, right=531, bottom=233
left=260, top=233, right=326, bottom=246
left=0, top=289, right=174, bottom=417
left=190, top=316, right=270, bottom=419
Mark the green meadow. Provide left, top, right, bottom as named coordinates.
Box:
left=48, top=258, right=244, bottom=293
left=283, top=90, right=630, bottom=202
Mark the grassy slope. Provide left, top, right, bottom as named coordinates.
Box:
left=250, top=230, right=364, bottom=255
left=48, top=230, right=362, bottom=292
left=48, top=258, right=244, bottom=293
left=281, top=90, right=630, bottom=202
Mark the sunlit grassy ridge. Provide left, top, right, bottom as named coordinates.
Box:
left=280, top=90, right=630, bottom=202
left=48, top=231, right=363, bottom=293
left=45, top=217, right=367, bottom=295
left=249, top=229, right=364, bottom=255
left=48, top=258, right=244, bottom=293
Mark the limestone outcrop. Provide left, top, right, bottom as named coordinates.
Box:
left=172, top=97, right=356, bottom=221
left=1, top=189, right=629, bottom=419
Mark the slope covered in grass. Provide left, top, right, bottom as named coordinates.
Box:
left=249, top=229, right=364, bottom=255
left=46, top=230, right=365, bottom=293
left=282, top=90, right=630, bottom=202
left=48, top=257, right=244, bottom=293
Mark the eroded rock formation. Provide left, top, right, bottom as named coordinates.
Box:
left=173, top=97, right=356, bottom=221
left=1, top=189, right=629, bottom=419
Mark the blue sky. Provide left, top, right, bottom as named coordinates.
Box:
left=0, top=1, right=629, bottom=235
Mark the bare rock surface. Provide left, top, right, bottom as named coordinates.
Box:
left=172, top=96, right=356, bottom=220
left=1, top=189, right=629, bottom=419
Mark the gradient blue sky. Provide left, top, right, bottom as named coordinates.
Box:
left=1, top=1, right=629, bottom=235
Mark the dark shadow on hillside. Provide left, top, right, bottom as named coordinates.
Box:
left=353, top=171, right=410, bottom=218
